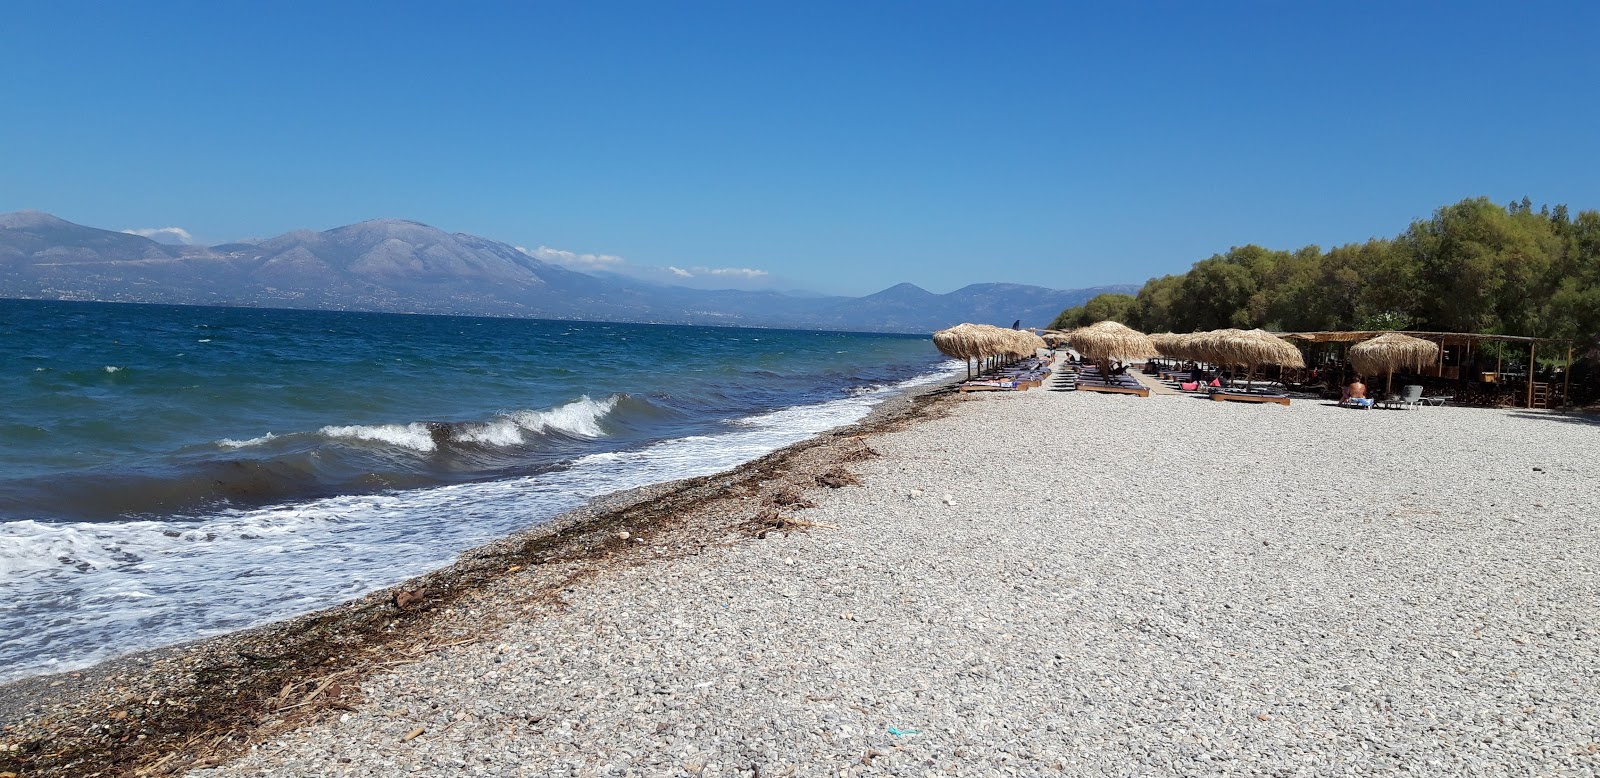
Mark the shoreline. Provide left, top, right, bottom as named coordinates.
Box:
left=0, top=378, right=963, bottom=777
left=9, top=380, right=1598, bottom=775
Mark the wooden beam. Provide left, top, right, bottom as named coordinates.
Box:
left=1565, top=345, right=1573, bottom=408
left=1527, top=342, right=1536, bottom=408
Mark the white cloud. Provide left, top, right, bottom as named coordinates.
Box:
left=663, top=266, right=770, bottom=279
left=122, top=226, right=195, bottom=245
left=698, top=266, right=769, bottom=279
left=520, top=244, right=626, bottom=271
left=516, top=244, right=776, bottom=289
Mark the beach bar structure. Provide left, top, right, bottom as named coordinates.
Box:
left=1283, top=330, right=1578, bottom=409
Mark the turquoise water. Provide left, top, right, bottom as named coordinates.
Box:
left=0, top=299, right=953, bottom=680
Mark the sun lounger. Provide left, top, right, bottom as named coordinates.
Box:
left=959, top=380, right=1020, bottom=393
left=1074, top=371, right=1150, bottom=397
left=1210, top=389, right=1290, bottom=406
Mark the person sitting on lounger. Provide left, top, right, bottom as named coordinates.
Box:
left=1341, top=376, right=1372, bottom=408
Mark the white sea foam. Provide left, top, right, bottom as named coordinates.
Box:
left=505, top=395, right=618, bottom=438
left=103, top=366, right=122, bottom=373
left=0, top=366, right=959, bottom=682
left=319, top=422, right=439, bottom=452
left=218, top=432, right=277, bottom=449
left=449, top=418, right=527, bottom=447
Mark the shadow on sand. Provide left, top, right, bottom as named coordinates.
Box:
left=1506, top=410, right=1600, bottom=427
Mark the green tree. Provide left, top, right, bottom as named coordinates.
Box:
left=1048, top=293, right=1138, bottom=330
left=1047, top=305, right=1084, bottom=331
left=1134, top=274, right=1184, bottom=331
left=1546, top=209, right=1600, bottom=341
left=1400, top=197, right=1552, bottom=334
left=1101, top=195, right=1596, bottom=344
left=1174, top=252, right=1259, bottom=330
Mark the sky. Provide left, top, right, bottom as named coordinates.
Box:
left=2, top=2, right=1597, bottom=296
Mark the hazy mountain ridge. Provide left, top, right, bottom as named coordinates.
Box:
left=0, top=211, right=1136, bottom=332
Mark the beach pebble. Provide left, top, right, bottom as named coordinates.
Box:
left=191, top=387, right=1600, bottom=777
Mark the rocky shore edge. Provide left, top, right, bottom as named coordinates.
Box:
left=0, top=381, right=961, bottom=778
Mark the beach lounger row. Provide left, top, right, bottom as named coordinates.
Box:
left=1148, top=370, right=1293, bottom=406
left=1073, top=368, right=1150, bottom=397
left=1209, top=389, right=1290, bottom=406
left=958, top=358, right=1052, bottom=393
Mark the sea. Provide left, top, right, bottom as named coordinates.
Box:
left=0, top=299, right=956, bottom=682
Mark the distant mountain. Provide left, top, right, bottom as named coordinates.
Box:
left=0, top=211, right=182, bottom=263
left=0, top=211, right=1135, bottom=333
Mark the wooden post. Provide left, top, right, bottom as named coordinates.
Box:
left=1526, top=342, right=1536, bottom=408
left=1565, top=344, right=1573, bottom=408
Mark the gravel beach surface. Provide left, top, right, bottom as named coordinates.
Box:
left=174, top=388, right=1598, bottom=776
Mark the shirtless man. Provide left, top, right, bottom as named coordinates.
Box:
left=1341, top=376, right=1371, bottom=407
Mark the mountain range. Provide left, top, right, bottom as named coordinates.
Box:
left=0, top=211, right=1135, bottom=333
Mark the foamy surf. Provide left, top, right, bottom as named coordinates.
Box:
left=0, top=367, right=956, bottom=683
left=319, top=421, right=441, bottom=452
left=459, top=395, right=622, bottom=445
left=218, top=432, right=277, bottom=449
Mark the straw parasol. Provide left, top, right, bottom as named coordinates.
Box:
left=933, top=324, right=1045, bottom=377
left=1067, top=321, right=1158, bottom=360
left=1040, top=330, right=1072, bottom=348
left=1149, top=332, right=1202, bottom=363
left=933, top=323, right=986, bottom=377
left=1186, top=329, right=1304, bottom=391
left=1348, top=332, right=1441, bottom=393
left=1067, top=321, right=1157, bottom=383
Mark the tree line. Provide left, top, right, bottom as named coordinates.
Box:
left=1050, top=196, right=1600, bottom=344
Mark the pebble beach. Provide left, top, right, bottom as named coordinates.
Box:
left=173, top=381, right=1600, bottom=777
left=8, top=380, right=1600, bottom=776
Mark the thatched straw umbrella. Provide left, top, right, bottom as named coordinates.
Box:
left=1149, top=332, right=1203, bottom=367
left=933, top=324, right=1045, bottom=378
left=1348, top=332, right=1441, bottom=393
left=992, top=327, right=1043, bottom=363
left=1067, top=321, right=1157, bottom=383
left=1151, top=333, right=1200, bottom=364
left=1187, top=329, right=1304, bottom=391
left=1040, top=330, right=1071, bottom=348
left=933, top=323, right=986, bottom=378
left=1149, top=333, right=1182, bottom=359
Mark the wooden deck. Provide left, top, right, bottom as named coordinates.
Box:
left=1077, top=382, right=1150, bottom=398
left=1210, top=391, right=1290, bottom=406
left=959, top=382, right=1020, bottom=393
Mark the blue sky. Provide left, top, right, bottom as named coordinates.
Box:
left=2, top=2, right=1596, bottom=296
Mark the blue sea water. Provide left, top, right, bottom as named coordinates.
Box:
left=0, top=299, right=955, bottom=681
